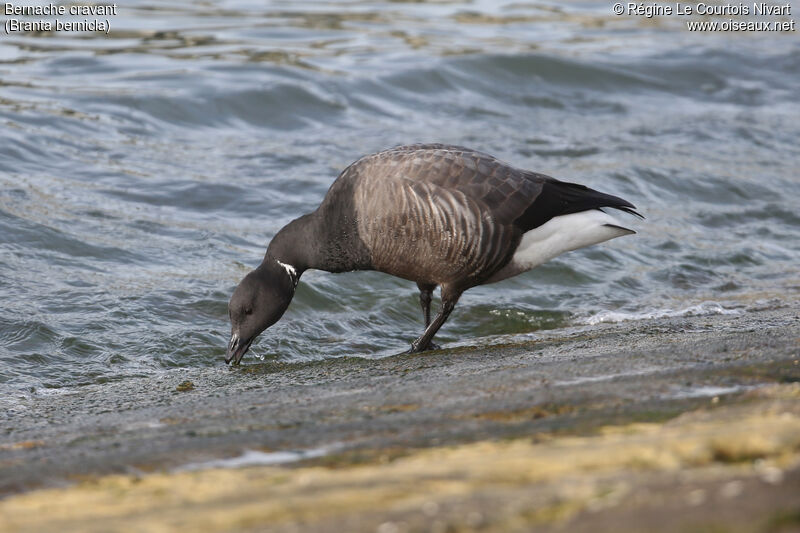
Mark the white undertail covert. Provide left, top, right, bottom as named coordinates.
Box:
left=488, top=209, right=635, bottom=283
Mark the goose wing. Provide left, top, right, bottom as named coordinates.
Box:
left=349, top=143, right=642, bottom=232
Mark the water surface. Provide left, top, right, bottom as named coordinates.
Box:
left=1, top=1, right=798, bottom=390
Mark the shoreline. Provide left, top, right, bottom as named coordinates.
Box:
left=1, top=299, right=798, bottom=530
left=2, top=384, right=799, bottom=532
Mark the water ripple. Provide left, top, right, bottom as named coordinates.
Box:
left=0, top=0, right=798, bottom=390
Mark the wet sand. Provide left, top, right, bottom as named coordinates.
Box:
left=1, top=298, right=799, bottom=531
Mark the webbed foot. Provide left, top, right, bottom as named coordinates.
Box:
left=406, top=341, right=442, bottom=354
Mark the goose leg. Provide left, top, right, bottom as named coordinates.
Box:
left=417, top=282, right=436, bottom=328
left=416, top=283, right=439, bottom=351
left=409, top=289, right=461, bottom=353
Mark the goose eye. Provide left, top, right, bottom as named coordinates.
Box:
left=245, top=307, right=253, bottom=316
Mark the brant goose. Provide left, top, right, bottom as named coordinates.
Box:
left=226, top=144, right=641, bottom=364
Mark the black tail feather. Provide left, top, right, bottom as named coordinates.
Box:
left=516, top=179, right=643, bottom=232
left=614, top=206, right=645, bottom=219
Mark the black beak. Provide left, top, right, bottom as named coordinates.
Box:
left=225, top=333, right=252, bottom=365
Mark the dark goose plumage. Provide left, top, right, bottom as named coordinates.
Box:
left=226, top=144, right=642, bottom=364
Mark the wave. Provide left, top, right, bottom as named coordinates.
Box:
left=583, top=302, right=741, bottom=326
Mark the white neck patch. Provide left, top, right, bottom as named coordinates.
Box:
left=276, top=260, right=298, bottom=287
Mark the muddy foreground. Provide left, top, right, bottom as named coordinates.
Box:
left=1, top=298, right=799, bottom=532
